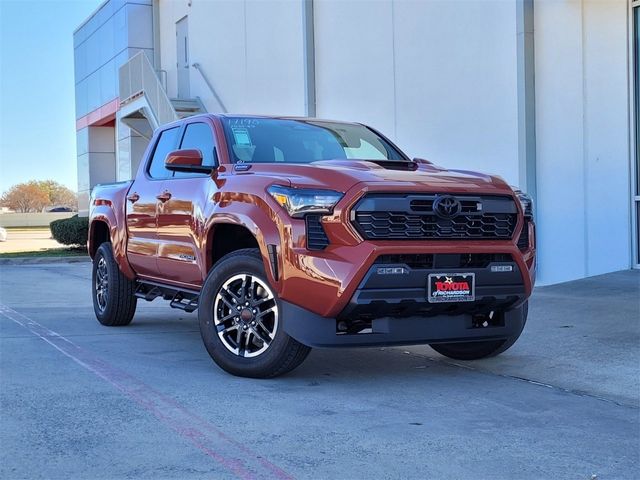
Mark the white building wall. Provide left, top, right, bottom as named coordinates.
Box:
left=158, top=0, right=522, bottom=185
left=158, top=0, right=306, bottom=115
left=314, top=0, right=396, bottom=137
left=314, top=0, right=520, bottom=185
left=582, top=0, right=631, bottom=277
left=395, top=0, right=519, bottom=185
left=77, top=126, right=116, bottom=216
left=534, top=0, right=630, bottom=284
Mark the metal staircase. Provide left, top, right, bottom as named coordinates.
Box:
left=170, top=98, right=206, bottom=119
left=118, top=52, right=207, bottom=139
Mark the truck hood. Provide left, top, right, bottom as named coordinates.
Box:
left=239, top=159, right=513, bottom=194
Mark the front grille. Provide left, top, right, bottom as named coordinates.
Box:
left=354, top=212, right=516, bottom=240
left=409, top=198, right=479, bottom=213
left=374, top=253, right=513, bottom=269
left=306, top=215, right=330, bottom=250
left=352, top=194, right=518, bottom=240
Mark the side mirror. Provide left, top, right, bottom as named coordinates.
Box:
left=413, top=157, right=433, bottom=165
left=165, top=149, right=213, bottom=173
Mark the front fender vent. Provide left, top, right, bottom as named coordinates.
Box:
left=517, top=220, right=530, bottom=251
left=306, top=215, right=330, bottom=250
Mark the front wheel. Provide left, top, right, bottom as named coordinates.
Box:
left=429, top=302, right=528, bottom=360
left=92, top=242, right=137, bottom=326
left=198, top=248, right=311, bottom=378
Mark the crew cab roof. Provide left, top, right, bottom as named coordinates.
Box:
left=160, top=113, right=363, bottom=128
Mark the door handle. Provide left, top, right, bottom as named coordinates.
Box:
left=156, top=191, right=172, bottom=203
left=127, top=193, right=140, bottom=203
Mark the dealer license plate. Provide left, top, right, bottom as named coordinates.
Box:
left=427, top=273, right=475, bottom=303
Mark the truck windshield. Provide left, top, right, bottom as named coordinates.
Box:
left=221, top=117, right=408, bottom=164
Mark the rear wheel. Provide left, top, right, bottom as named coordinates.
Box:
left=198, top=248, right=311, bottom=378
left=429, top=302, right=528, bottom=360
left=92, top=242, right=137, bottom=326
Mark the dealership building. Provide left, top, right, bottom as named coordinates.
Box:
left=74, top=0, right=637, bottom=285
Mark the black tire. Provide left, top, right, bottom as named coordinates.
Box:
left=429, top=302, right=528, bottom=360
left=198, top=248, right=311, bottom=378
left=92, top=242, right=137, bottom=326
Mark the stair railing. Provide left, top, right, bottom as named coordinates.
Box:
left=119, top=51, right=177, bottom=126
left=192, top=62, right=228, bottom=113
left=156, top=69, right=168, bottom=91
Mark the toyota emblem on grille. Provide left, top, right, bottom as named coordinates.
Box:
left=433, top=195, right=462, bottom=219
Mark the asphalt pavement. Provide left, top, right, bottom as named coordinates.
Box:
left=0, top=263, right=638, bottom=479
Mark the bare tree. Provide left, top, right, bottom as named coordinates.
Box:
left=0, top=182, right=51, bottom=212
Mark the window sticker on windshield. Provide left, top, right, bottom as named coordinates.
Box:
left=232, top=127, right=252, bottom=146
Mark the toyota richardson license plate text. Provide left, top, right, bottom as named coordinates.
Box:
left=427, top=273, right=475, bottom=303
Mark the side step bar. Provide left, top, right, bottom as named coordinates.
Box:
left=134, top=280, right=200, bottom=313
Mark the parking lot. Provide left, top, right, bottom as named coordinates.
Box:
left=0, top=262, right=638, bottom=479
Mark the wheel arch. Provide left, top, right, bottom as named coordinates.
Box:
left=88, top=219, right=110, bottom=258
left=89, top=210, right=136, bottom=279
left=204, top=212, right=281, bottom=285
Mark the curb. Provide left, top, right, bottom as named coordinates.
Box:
left=0, top=256, right=90, bottom=265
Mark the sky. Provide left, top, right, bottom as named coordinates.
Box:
left=0, top=0, right=103, bottom=193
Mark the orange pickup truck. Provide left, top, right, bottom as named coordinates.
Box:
left=89, top=114, right=535, bottom=378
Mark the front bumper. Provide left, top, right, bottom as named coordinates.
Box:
left=276, top=240, right=535, bottom=319
left=281, top=251, right=529, bottom=348
left=282, top=299, right=527, bottom=348
left=342, top=252, right=526, bottom=320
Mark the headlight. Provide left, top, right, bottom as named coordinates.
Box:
left=513, top=189, right=533, bottom=218
left=267, top=185, right=343, bottom=218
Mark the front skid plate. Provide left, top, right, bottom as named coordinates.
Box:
left=281, top=300, right=527, bottom=348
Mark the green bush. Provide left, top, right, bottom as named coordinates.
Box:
left=50, top=215, right=89, bottom=247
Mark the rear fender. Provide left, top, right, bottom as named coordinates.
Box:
left=89, top=206, right=136, bottom=280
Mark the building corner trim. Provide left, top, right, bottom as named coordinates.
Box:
left=516, top=0, right=537, bottom=204
left=302, top=0, right=316, bottom=117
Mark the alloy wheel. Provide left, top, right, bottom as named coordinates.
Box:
left=213, top=274, right=278, bottom=358
left=95, top=256, right=109, bottom=312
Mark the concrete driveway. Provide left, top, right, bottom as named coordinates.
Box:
left=0, top=263, right=638, bottom=479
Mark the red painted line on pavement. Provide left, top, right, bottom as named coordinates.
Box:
left=0, top=304, right=294, bottom=480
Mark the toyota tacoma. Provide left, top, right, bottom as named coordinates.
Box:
left=88, top=114, right=535, bottom=378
